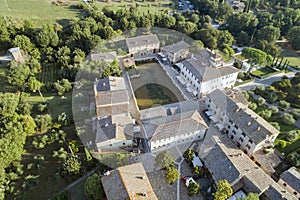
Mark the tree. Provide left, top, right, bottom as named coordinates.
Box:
left=183, top=149, right=194, bottom=162
left=155, top=151, right=175, bottom=169
left=214, top=180, right=233, bottom=200
left=193, top=165, right=203, bottom=176
left=285, top=130, right=299, bottom=142
left=248, top=102, right=257, bottom=111
left=195, top=27, right=218, bottom=49
left=54, top=79, right=72, bottom=95
left=257, top=25, right=280, bottom=43
left=270, top=122, right=280, bottom=131
left=34, top=114, right=52, bottom=133
left=217, top=30, right=235, bottom=49
left=267, top=93, right=278, bottom=104
left=242, top=47, right=267, bottom=65
left=278, top=100, right=290, bottom=110
left=85, top=173, right=105, bottom=200
left=188, top=181, right=200, bottom=196
left=13, top=35, right=34, bottom=53
left=291, top=108, right=300, bottom=119
left=282, top=113, right=296, bottom=125
left=257, top=97, right=266, bottom=106
left=237, top=31, right=250, bottom=46
left=63, top=156, right=82, bottom=176
left=258, top=109, right=272, bottom=119
left=164, top=165, right=180, bottom=184
left=56, top=46, right=71, bottom=68
left=287, top=26, right=300, bottom=50
left=190, top=40, right=204, bottom=53
left=269, top=106, right=279, bottom=114
left=28, top=77, right=44, bottom=100
left=243, top=193, right=259, bottom=200
left=226, top=12, right=258, bottom=37
left=7, top=63, right=31, bottom=89
left=286, top=151, right=300, bottom=167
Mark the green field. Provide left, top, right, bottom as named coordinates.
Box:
left=95, top=0, right=171, bottom=14
left=278, top=42, right=300, bottom=68
left=251, top=67, right=274, bottom=76
left=0, top=0, right=81, bottom=25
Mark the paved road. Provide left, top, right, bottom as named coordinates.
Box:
left=236, top=72, right=295, bottom=91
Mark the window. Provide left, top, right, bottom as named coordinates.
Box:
left=123, top=143, right=125, bottom=145
left=232, top=130, right=236, bottom=135
left=242, top=133, right=246, bottom=137
left=249, top=139, right=253, bottom=144
left=234, top=125, right=238, bottom=129
left=109, top=144, right=112, bottom=146
left=283, top=183, right=287, bottom=187
left=239, top=137, right=244, bottom=142
left=293, top=192, right=297, bottom=195
left=228, top=125, right=231, bottom=129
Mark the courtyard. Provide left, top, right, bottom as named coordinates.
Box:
left=130, top=61, right=185, bottom=109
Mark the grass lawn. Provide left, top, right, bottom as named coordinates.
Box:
left=0, top=0, right=81, bottom=25
left=278, top=42, right=300, bottom=68
left=251, top=67, right=274, bottom=76
left=68, top=174, right=88, bottom=200
left=25, top=92, right=73, bottom=119
left=282, top=139, right=300, bottom=155
left=95, top=0, right=171, bottom=14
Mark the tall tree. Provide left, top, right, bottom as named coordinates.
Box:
left=155, top=151, right=175, bottom=169
left=214, top=180, right=233, bottom=200
left=287, top=26, right=300, bottom=50
left=164, top=165, right=180, bottom=184
left=85, top=173, right=105, bottom=200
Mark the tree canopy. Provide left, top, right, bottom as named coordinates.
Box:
left=155, top=151, right=176, bottom=169
left=85, top=173, right=105, bottom=200
left=214, top=180, right=233, bottom=200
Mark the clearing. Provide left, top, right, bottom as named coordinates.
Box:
left=95, top=0, right=171, bottom=14
left=0, top=0, right=81, bottom=25
left=278, top=42, right=300, bottom=68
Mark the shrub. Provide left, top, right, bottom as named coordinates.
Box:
left=183, top=149, right=194, bottom=162
left=279, top=100, right=290, bottom=110
left=275, top=140, right=287, bottom=149
left=282, top=113, right=296, bottom=125
left=269, top=106, right=279, bottom=114
left=243, top=91, right=249, bottom=100
left=270, top=122, right=280, bottom=131
left=266, top=93, right=278, bottom=103
left=258, top=109, right=272, bottom=119
left=285, top=130, right=299, bottom=142
left=248, top=102, right=257, bottom=110
left=38, top=103, right=48, bottom=112
left=291, top=109, right=300, bottom=119
left=257, top=97, right=266, bottom=106
left=188, top=181, right=200, bottom=196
